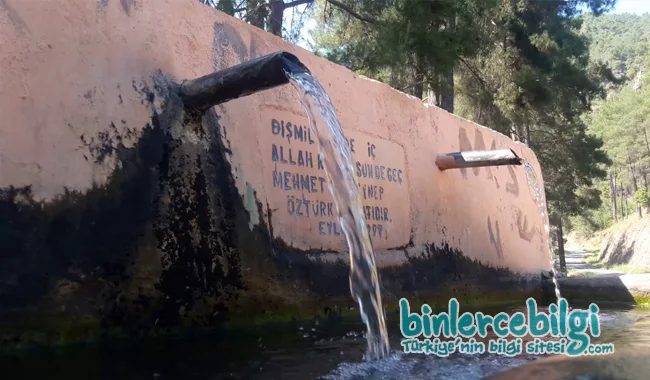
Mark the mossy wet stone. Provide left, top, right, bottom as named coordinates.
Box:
left=229, top=234, right=545, bottom=327
left=0, top=313, right=103, bottom=350
left=633, top=295, right=650, bottom=308
left=0, top=121, right=166, bottom=348
left=0, top=72, right=247, bottom=349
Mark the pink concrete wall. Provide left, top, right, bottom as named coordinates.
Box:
left=0, top=0, right=549, bottom=277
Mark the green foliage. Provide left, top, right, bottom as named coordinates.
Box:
left=580, top=13, right=650, bottom=79
left=454, top=1, right=614, bottom=224
left=568, top=181, right=614, bottom=238
left=310, top=0, right=501, bottom=101
left=635, top=188, right=650, bottom=208
left=378, top=0, right=498, bottom=74
left=577, top=11, right=650, bottom=233
left=217, top=0, right=236, bottom=16
left=589, top=85, right=650, bottom=168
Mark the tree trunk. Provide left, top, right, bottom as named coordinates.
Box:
left=412, top=56, right=426, bottom=100
left=610, top=171, right=618, bottom=222
left=625, top=187, right=630, bottom=217
left=423, top=84, right=435, bottom=106
left=440, top=69, right=454, bottom=113
left=628, top=153, right=642, bottom=217
left=621, top=187, right=626, bottom=218
left=645, top=172, right=650, bottom=214
left=557, top=218, right=566, bottom=273
left=269, top=0, right=284, bottom=36
left=439, top=10, right=455, bottom=113
left=269, top=0, right=318, bottom=36
left=511, top=125, right=525, bottom=142
left=643, top=126, right=650, bottom=156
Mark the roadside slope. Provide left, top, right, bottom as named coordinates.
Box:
left=597, top=215, right=650, bottom=271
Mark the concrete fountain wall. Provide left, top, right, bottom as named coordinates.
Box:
left=0, top=0, right=551, bottom=346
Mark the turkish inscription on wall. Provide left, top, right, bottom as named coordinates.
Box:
left=260, top=106, right=410, bottom=251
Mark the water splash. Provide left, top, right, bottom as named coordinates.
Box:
left=285, top=70, right=390, bottom=360
left=522, top=162, right=561, bottom=302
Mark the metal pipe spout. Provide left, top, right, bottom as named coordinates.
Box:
left=435, top=149, right=523, bottom=171
left=179, top=51, right=309, bottom=111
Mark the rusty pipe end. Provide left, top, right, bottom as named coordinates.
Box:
left=435, top=149, right=524, bottom=171
left=435, top=155, right=458, bottom=171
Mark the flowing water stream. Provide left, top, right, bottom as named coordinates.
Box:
left=523, top=162, right=562, bottom=302
left=285, top=69, right=390, bottom=360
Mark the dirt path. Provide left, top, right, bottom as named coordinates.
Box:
left=565, top=249, right=625, bottom=277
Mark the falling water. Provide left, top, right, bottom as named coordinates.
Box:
left=522, top=162, right=562, bottom=302
left=284, top=70, right=390, bottom=360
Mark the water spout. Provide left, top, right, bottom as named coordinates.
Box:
left=436, top=146, right=561, bottom=301
left=178, top=51, right=390, bottom=360
left=179, top=51, right=309, bottom=111
left=436, top=149, right=523, bottom=171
